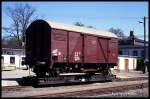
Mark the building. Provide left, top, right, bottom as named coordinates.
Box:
left=114, top=55, right=138, bottom=72
left=119, top=31, right=149, bottom=61
left=1, top=44, right=26, bottom=70
left=115, top=31, right=149, bottom=72
left=2, top=44, right=25, bottom=55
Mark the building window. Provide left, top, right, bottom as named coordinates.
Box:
left=119, top=51, right=122, bottom=55
left=5, top=51, right=13, bottom=55
left=1, top=56, right=4, bottom=63
left=124, top=51, right=129, bottom=55
left=22, top=57, right=25, bottom=60
left=10, top=57, right=15, bottom=64
left=22, top=57, right=25, bottom=62
left=21, top=57, right=25, bottom=66
left=141, top=50, right=144, bottom=57
left=11, top=52, right=14, bottom=55
left=1, top=56, right=4, bottom=59
left=133, top=50, right=138, bottom=56
left=3, top=51, right=7, bottom=54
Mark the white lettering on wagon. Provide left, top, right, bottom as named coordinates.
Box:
left=52, top=49, right=61, bottom=56
left=74, top=51, right=81, bottom=61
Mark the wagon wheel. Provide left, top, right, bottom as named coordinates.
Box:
left=48, top=69, right=58, bottom=77
left=107, top=68, right=112, bottom=76
left=102, top=67, right=112, bottom=76
left=33, top=65, right=47, bottom=77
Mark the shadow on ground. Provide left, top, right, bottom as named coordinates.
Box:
left=2, top=77, right=34, bottom=86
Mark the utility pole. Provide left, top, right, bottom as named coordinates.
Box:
left=139, top=16, right=147, bottom=73
left=144, top=16, right=146, bottom=65
left=143, top=16, right=146, bottom=74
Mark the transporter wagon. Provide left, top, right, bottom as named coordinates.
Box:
left=23, top=19, right=118, bottom=86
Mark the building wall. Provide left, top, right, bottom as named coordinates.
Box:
left=120, top=47, right=148, bottom=59
left=2, top=55, right=25, bottom=69
left=1, top=47, right=26, bottom=70
left=118, top=56, right=137, bottom=71
left=2, top=49, right=25, bottom=55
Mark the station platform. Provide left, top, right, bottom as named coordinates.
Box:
left=112, top=70, right=149, bottom=79
left=2, top=80, right=19, bottom=87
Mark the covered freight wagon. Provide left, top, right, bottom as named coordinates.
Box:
left=24, top=20, right=118, bottom=85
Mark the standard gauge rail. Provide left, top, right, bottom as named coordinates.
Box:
left=30, top=82, right=148, bottom=98
left=2, top=79, right=148, bottom=98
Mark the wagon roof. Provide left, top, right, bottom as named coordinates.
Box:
left=47, top=21, right=118, bottom=38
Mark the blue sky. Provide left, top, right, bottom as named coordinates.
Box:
left=2, top=2, right=148, bottom=40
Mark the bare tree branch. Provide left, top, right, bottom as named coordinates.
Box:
left=108, top=27, right=126, bottom=39
left=3, top=3, right=38, bottom=46
left=74, top=22, right=96, bottom=29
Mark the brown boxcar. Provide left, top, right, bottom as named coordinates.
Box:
left=25, top=20, right=118, bottom=77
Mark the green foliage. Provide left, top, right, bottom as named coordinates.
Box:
left=74, top=22, right=95, bottom=29
left=87, top=26, right=95, bottom=29
left=136, top=57, right=145, bottom=71
left=7, top=38, right=18, bottom=45
left=145, top=61, right=149, bottom=72
left=2, top=3, right=37, bottom=46
left=74, top=22, right=84, bottom=26
left=5, top=37, right=22, bottom=46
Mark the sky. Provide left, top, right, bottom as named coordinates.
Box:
left=2, top=2, right=149, bottom=40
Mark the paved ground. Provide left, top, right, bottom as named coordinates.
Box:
left=112, top=70, right=149, bottom=78
left=1, top=69, right=149, bottom=87
left=83, top=88, right=149, bottom=97
left=2, top=69, right=35, bottom=86
left=2, top=69, right=35, bottom=79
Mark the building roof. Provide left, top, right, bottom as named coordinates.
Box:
left=2, top=44, right=24, bottom=50
left=119, top=31, right=148, bottom=47
left=47, top=21, right=118, bottom=38
left=119, top=38, right=148, bottom=45
left=119, top=55, right=139, bottom=58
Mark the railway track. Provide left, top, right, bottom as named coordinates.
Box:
left=2, top=86, right=29, bottom=92
left=2, top=76, right=148, bottom=90
left=30, top=82, right=148, bottom=98
left=2, top=76, right=148, bottom=98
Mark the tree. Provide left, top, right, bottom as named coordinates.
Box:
left=74, top=22, right=95, bottom=29
left=2, top=3, right=38, bottom=46
left=2, top=38, right=8, bottom=45
left=74, top=22, right=84, bottom=27
left=7, top=38, right=19, bottom=46
left=87, top=25, right=95, bottom=29
left=108, top=27, right=125, bottom=39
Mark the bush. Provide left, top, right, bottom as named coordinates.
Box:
left=136, top=57, right=144, bottom=71
left=145, top=61, right=149, bottom=72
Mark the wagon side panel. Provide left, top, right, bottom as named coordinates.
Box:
left=69, top=32, right=82, bottom=63
left=84, top=35, right=99, bottom=63
left=97, top=37, right=109, bottom=63
left=51, top=29, right=67, bottom=63
left=108, top=38, right=118, bottom=64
